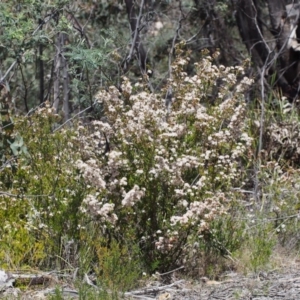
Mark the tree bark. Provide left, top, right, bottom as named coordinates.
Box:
left=236, top=0, right=300, bottom=99
left=53, top=33, right=61, bottom=112
left=236, top=0, right=270, bottom=66
left=38, top=19, right=45, bottom=104
left=61, top=33, right=70, bottom=123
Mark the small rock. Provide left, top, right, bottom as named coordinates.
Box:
left=157, top=292, right=172, bottom=300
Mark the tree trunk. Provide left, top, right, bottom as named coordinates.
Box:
left=61, top=33, right=70, bottom=123
left=38, top=19, right=45, bottom=104
left=236, top=0, right=300, bottom=99
left=53, top=33, right=61, bottom=112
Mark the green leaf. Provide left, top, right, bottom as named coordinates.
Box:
left=8, top=135, right=29, bottom=156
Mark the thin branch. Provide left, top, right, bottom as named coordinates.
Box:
left=67, top=12, right=91, bottom=48
left=127, top=280, right=185, bottom=296
left=124, top=0, right=149, bottom=75
left=165, top=0, right=185, bottom=111
left=236, top=214, right=300, bottom=222
left=52, top=104, right=93, bottom=132
left=168, top=0, right=185, bottom=80
left=18, top=64, right=29, bottom=113
left=0, top=191, right=50, bottom=198
left=156, top=266, right=185, bottom=276
left=127, top=0, right=145, bottom=64
left=185, top=27, right=205, bottom=44
left=0, top=61, right=17, bottom=83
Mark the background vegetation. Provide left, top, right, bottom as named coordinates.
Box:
left=1, top=0, right=300, bottom=297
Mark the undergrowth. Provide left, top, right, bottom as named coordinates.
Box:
left=1, top=50, right=300, bottom=296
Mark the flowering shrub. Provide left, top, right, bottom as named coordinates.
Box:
left=0, top=50, right=255, bottom=274
left=76, top=50, right=254, bottom=271
left=0, top=104, right=88, bottom=268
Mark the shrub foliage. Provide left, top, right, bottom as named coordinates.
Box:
left=75, top=50, right=254, bottom=271
left=0, top=49, right=256, bottom=274
left=2, top=46, right=300, bottom=284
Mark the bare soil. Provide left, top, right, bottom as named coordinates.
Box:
left=169, top=267, right=300, bottom=299
left=3, top=260, right=300, bottom=299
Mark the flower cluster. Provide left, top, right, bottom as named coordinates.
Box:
left=122, top=185, right=145, bottom=207
left=76, top=159, right=106, bottom=190
left=155, top=233, right=179, bottom=253
left=82, top=194, right=118, bottom=224
left=171, top=193, right=227, bottom=230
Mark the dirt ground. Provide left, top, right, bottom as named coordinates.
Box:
left=2, top=256, right=300, bottom=299
left=166, top=267, right=300, bottom=299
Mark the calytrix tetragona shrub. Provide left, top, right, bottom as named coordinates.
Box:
left=77, top=51, right=253, bottom=271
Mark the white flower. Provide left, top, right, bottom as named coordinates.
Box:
left=122, top=185, right=145, bottom=207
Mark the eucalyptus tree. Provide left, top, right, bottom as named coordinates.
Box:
left=236, top=0, right=300, bottom=100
